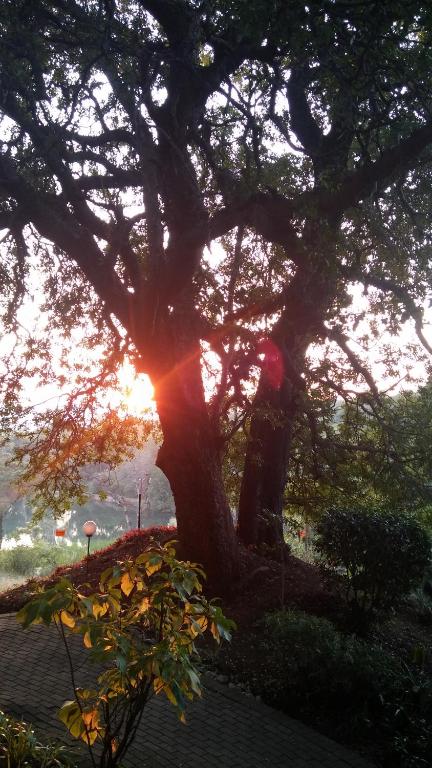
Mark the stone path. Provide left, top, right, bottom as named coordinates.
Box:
left=0, top=613, right=374, bottom=767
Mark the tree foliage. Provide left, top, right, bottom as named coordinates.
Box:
left=1, top=1, right=432, bottom=581
left=283, top=383, right=432, bottom=525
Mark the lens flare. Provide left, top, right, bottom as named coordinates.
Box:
left=118, top=362, right=155, bottom=415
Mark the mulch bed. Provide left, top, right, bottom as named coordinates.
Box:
left=0, top=527, right=334, bottom=622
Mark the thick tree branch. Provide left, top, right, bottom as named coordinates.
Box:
left=286, top=67, right=322, bottom=156
left=64, top=127, right=137, bottom=149
left=209, top=120, right=432, bottom=250
left=0, top=88, right=111, bottom=240
left=208, top=192, right=300, bottom=259
left=317, top=120, right=432, bottom=216
left=77, top=170, right=143, bottom=191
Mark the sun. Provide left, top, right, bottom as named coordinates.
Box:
left=117, top=361, right=155, bottom=416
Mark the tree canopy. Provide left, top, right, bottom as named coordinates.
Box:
left=281, top=385, right=432, bottom=525
left=1, top=0, right=432, bottom=587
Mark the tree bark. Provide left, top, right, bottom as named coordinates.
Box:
left=238, top=339, right=307, bottom=547
left=238, top=246, right=338, bottom=548
left=149, top=304, right=238, bottom=593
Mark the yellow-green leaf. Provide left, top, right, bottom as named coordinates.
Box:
left=92, top=601, right=109, bottom=619
left=163, top=684, right=177, bottom=706
left=145, top=561, right=161, bottom=576
left=59, top=610, right=75, bottom=629
left=121, top=572, right=134, bottom=597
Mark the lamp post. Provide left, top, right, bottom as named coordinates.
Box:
left=82, top=520, right=97, bottom=557
left=137, top=478, right=143, bottom=530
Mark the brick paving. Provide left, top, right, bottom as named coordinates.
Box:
left=0, top=613, right=374, bottom=767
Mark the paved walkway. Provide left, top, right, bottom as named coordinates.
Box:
left=0, top=613, right=374, bottom=767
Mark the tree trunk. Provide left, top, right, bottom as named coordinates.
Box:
left=238, top=345, right=305, bottom=548
left=150, top=305, right=238, bottom=593
left=237, top=247, right=338, bottom=548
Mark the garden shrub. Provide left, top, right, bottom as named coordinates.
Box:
left=18, top=540, right=234, bottom=768
left=0, top=545, right=45, bottom=576
left=406, top=587, right=432, bottom=626
left=0, top=708, right=74, bottom=766
left=0, top=542, right=70, bottom=577
left=255, top=610, right=400, bottom=722
left=377, top=665, right=432, bottom=768
left=315, top=508, right=431, bottom=612
left=219, top=608, right=432, bottom=767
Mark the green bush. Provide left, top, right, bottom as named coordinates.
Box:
left=315, top=508, right=431, bottom=611
left=0, top=708, right=74, bottom=766
left=0, top=545, right=41, bottom=576
left=0, top=543, right=73, bottom=577
left=256, top=610, right=399, bottom=721
left=219, top=609, right=432, bottom=767
left=386, top=670, right=432, bottom=768
left=406, top=588, right=432, bottom=626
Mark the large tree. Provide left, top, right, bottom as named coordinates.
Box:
left=1, top=0, right=432, bottom=587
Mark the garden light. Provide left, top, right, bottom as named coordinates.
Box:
left=137, top=477, right=143, bottom=530
left=82, top=520, right=97, bottom=557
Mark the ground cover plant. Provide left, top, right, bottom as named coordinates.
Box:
left=0, top=708, right=74, bottom=767
left=0, top=540, right=114, bottom=578
left=17, top=540, right=234, bottom=768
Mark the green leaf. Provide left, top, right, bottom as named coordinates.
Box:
left=58, top=701, right=87, bottom=741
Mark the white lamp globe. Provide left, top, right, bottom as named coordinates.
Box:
left=82, top=520, right=97, bottom=537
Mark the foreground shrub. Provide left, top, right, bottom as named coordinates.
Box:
left=0, top=708, right=74, bottom=766
left=18, top=541, right=234, bottom=768
left=315, top=508, right=431, bottom=612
